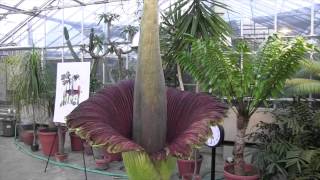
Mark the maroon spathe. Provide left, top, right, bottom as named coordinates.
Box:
left=66, top=80, right=226, bottom=159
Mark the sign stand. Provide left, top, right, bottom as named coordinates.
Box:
left=205, top=125, right=224, bottom=180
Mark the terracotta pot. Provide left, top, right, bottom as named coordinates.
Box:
left=55, top=152, right=68, bottom=162
left=224, top=163, right=259, bottom=180
left=38, top=128, right=66, bottom=156
left=69, top=132, right=83, bottom=151
left=104, top=152, right=122, bottom=162
left=22, top=130, right=34, bottom=145
left=18, top=124, right=33, bottom=142
left=182, top=174, right=202, bottom=180
left=95, top=156, right=110, bottom=170
left=83, top=142, right=93, bottom=155
left=177, top=156, right=203, bottom=177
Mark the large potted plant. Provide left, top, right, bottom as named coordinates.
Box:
left=10, top=48, right=48, bottom=151
left=177, top=35, right=310, bottom=179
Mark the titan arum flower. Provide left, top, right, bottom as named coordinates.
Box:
left=67, top=0, right=226, bottom=179
left=67, top=80, right=226, bottom=179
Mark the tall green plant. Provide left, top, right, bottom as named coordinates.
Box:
left=160, top=0, right=231, bottom=90
left=177, top=35, right=310, bottom=175
left=11, top=48, right=48, bottom=148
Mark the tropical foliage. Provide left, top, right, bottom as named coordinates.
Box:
left=8, top=48, right=51, bottom=147
left=177, top=34, right=310, bottom=175
left=250, top=101, right=320, bottom=180
left=66, top=80, right=226, bottom=179
left=160, top=0, right=231, bottom=89
left=286, top=59, right=320, bottom=95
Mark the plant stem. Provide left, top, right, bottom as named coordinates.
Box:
left=177, top=63, right=184, bottom=91
left=233, top=114, right=248, bottom=175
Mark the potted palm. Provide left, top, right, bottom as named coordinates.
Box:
left=177, top=35, right=310, bottom=179
left=11, top=48, right=48, bottom=151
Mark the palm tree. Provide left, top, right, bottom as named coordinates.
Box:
left=286, top=60, right=320, bottom=95
left=177, top=35, right=309, bottom=175
left=160, top=0, right=231, bottom=90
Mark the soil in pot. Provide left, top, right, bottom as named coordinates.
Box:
left=55, top=152, right=68, bottom=162
left=69, top=132, right=83, bottom=151
left=38, top=128, right=66, bottom=156
left=224, top=163, right=259, bottom=180
left=177, top=156, right=203, bottom=177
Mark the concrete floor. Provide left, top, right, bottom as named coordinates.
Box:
left=0, top=135, right=228, bottom=180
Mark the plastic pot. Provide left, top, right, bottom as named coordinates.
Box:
left=224, top=163, right=259, bottom=180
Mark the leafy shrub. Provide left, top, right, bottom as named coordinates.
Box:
left=250, top=101, right=320, bottom=179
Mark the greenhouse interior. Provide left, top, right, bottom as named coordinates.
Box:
left=0, top=0, right=320, bottom=180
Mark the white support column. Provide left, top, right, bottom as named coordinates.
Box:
left=62, top=0, right=65, bottom=63
left=311, top=0, right=315, bottom=36
left=81, top=0, right=84, bottom=62
left=274, top=0, right=279, bottom=33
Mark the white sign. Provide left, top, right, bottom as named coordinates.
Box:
left=205, top=125, right=224, bottom=147
left=53, top=62, right=90, bottom=123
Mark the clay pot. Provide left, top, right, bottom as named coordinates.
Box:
left=83, top=142, right=93, bottom=155
left=38, top=128, right=66, bottom=156
left=177, top=156, right=203, bottom=177
left=104, top=152, right=122, bottom=162
left=55, top=152, right=68, bottom=162
left=22, top=130, right=34, bottom=146
left=224, top=163, right=259, bottom=180
left=95, top=156, right=111, bottom=170
left=69, top=132, right=83, bottom=151
left=182, top=174, right=202, bottom=180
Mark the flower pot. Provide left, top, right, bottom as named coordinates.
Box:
left=177, top=156, right=203, bottom=177
left=182, top=174, right=202, bottom=180
left=55, top=152, right=68, bottom=162
left=95, top=156, right=110, bottom=170
left=69, top=132, right=83, bottom=151
left=83, top=142, right=93, bottom=155
left=38, top=128, right=66, bottom=156
left=104, top=152, right=122, bottom=162
left=224, top=163, right=259, bottom=180
left=22, top=130, right=34, bottom=146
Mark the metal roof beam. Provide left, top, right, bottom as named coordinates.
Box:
left=71, top=0, right=85, bottom=6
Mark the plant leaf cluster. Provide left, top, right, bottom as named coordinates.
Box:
left=177, top=35, right=310, bottom=118
left=249, top=102, right=320, bottom=179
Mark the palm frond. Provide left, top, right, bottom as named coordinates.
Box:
left=286, top=78, right=320, bottom=95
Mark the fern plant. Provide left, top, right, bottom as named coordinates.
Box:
left=250, top=102, right=320, bottom=179
left=177, top=35, right=310, bottom=175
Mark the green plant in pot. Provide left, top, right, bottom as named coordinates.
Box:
left=10, top=48, right=48, bottom=151
left=177, top=35, right=311, bottom=178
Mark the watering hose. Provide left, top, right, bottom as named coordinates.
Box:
left=14, top=124, right=225, bottom=180
left=14, top=123, right=128, bottom=179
